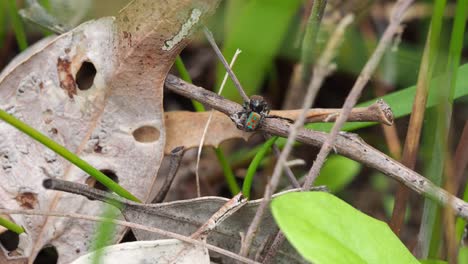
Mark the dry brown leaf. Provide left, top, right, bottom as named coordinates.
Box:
left=0, top=0, right=219, bottom=262
left=164, top=111, right=250, bottom=154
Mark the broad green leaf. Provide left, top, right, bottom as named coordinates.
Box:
left=217, top=0, right=302, bottom=102
left=314, top=155, right=361, bottom=193
left=271, top=192, right=419, bottom=264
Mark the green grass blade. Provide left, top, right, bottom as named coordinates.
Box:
left=218, top=0, right=302, bottom=102
left=5, top=0, right=28, bottom=51
left=91, top=203, right=120, bottom=264
left=242, top=136, right=277, bottom=199
left=215, top=147, right=240, bottom=195
left=175, top=56, right=239, bottom=195
left=0, top=109, right=140, bottom=202
left=0, top=217, right=25, bottom=234
left=174, top=56, right=205, bottom=112
left=300, top=0, right=327, bottom=84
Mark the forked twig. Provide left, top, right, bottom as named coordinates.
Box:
left=152, top=146, right=185, bottom=203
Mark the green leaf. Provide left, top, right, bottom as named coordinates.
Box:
left=459, top=246, right=468, bottom=264
left=419, top=260, right=447, bottom=264
left=218, top=0, right=302, bottom=102
left=314, top=155, right=361, bottom=193
left=271, top=192, right=418, bottom=264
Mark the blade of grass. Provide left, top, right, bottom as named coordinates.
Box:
left=91, top=203, right=121, bottom=264
left=0, top=217, right=25, bottom=234
left=175, top=56, right=240, bottom=195
left=0, top=0, right=7, bottom=49
left=300, top=0, right=327, bottom=84
left=390, top=0, right=446, bottom=236
left=417, top=0, right=467, bottom=258
left=0, top=109, right=140, bottom=202
left=5, top=0, right=28, bottom=51
left=174, top=56, right=205, bottom=112
left=242, top=136, right=278, bottom=199
left=214, top=148, right=240, bottom=195
left=218, top=0, right=302, bottom=102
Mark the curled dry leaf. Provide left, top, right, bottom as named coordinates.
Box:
left=0, top=0, right=219, bottom=262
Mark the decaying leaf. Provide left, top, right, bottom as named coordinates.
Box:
left=0, top=0, right=219, bottom=262
left=44, top=179, right=307, bottom=264
left=71, top=240, right=209, bottom=264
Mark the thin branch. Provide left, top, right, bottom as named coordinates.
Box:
left=203, top=27, right=249, bottom=102
left=239, top=14, right=355, bottom=257
left=196, top=49, right=242, bottom=197
left=273, top=99, right=394, bottom=125
left=302, top=0, right=415, bottom=189
left=164, top=73, right=468, bottom=220
left=152, top=146, right=185, bottom=203
left=0, top=208, right=259, bottom=264
left=265, top=134, right=301, bottom=189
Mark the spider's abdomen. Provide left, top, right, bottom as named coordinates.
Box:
left=246, top=111, right=262, bottom=131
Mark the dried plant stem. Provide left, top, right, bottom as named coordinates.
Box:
left=302, top=0, right=414, bottom=190
left=0, top=208, right=259, bottom=264
left=203, top=27, right=249, bottom=102
left=195, top=49, right=242, bottom=197
left=239, top=14, right=354, bottom=258
left=152, top=146, right=185, bottom=203
left=164, top=74, right=468, bottom=220
left=272, top=99, right=394, bottom=125
left=390, top=11, right=435, bottom=235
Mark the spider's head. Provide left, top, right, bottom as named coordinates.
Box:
left=248, top=95, right=269, bottom=115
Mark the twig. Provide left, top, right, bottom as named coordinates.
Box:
left=273, top=99, right=394, bottom=125
left=264, top=134, right=301, bottom=189
left=239, top=13, right=354, bottom=258
left=164, top=72, right=468, bottom=222
left=249, top=14, right=355, bottom=261
left=191, top=192, right=247, bottom=239
left=152, top=146, right=185, bottom=203
left=0, top=208, right=259, bottom=264
left=302, top=0, right=415, bottom=190
left=202, top=26, right=249, bottom=102
left=195, top=49, right=242, bottom=197
left=170, top=192, right=247, bottom=263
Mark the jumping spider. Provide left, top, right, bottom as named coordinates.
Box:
left=231, top=95, right=292, bottom=132
left=231, top=95, right=269, bottom=132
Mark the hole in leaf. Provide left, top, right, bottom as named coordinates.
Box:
left=0, top=230, right=19, bottom=251
left=76, top=61, right=96, bottom=91
left=33, top=245, right=58, bottom=264
left=132, top=126, right=160, bottom=143
left=85, top=169, right=119, bottom=192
